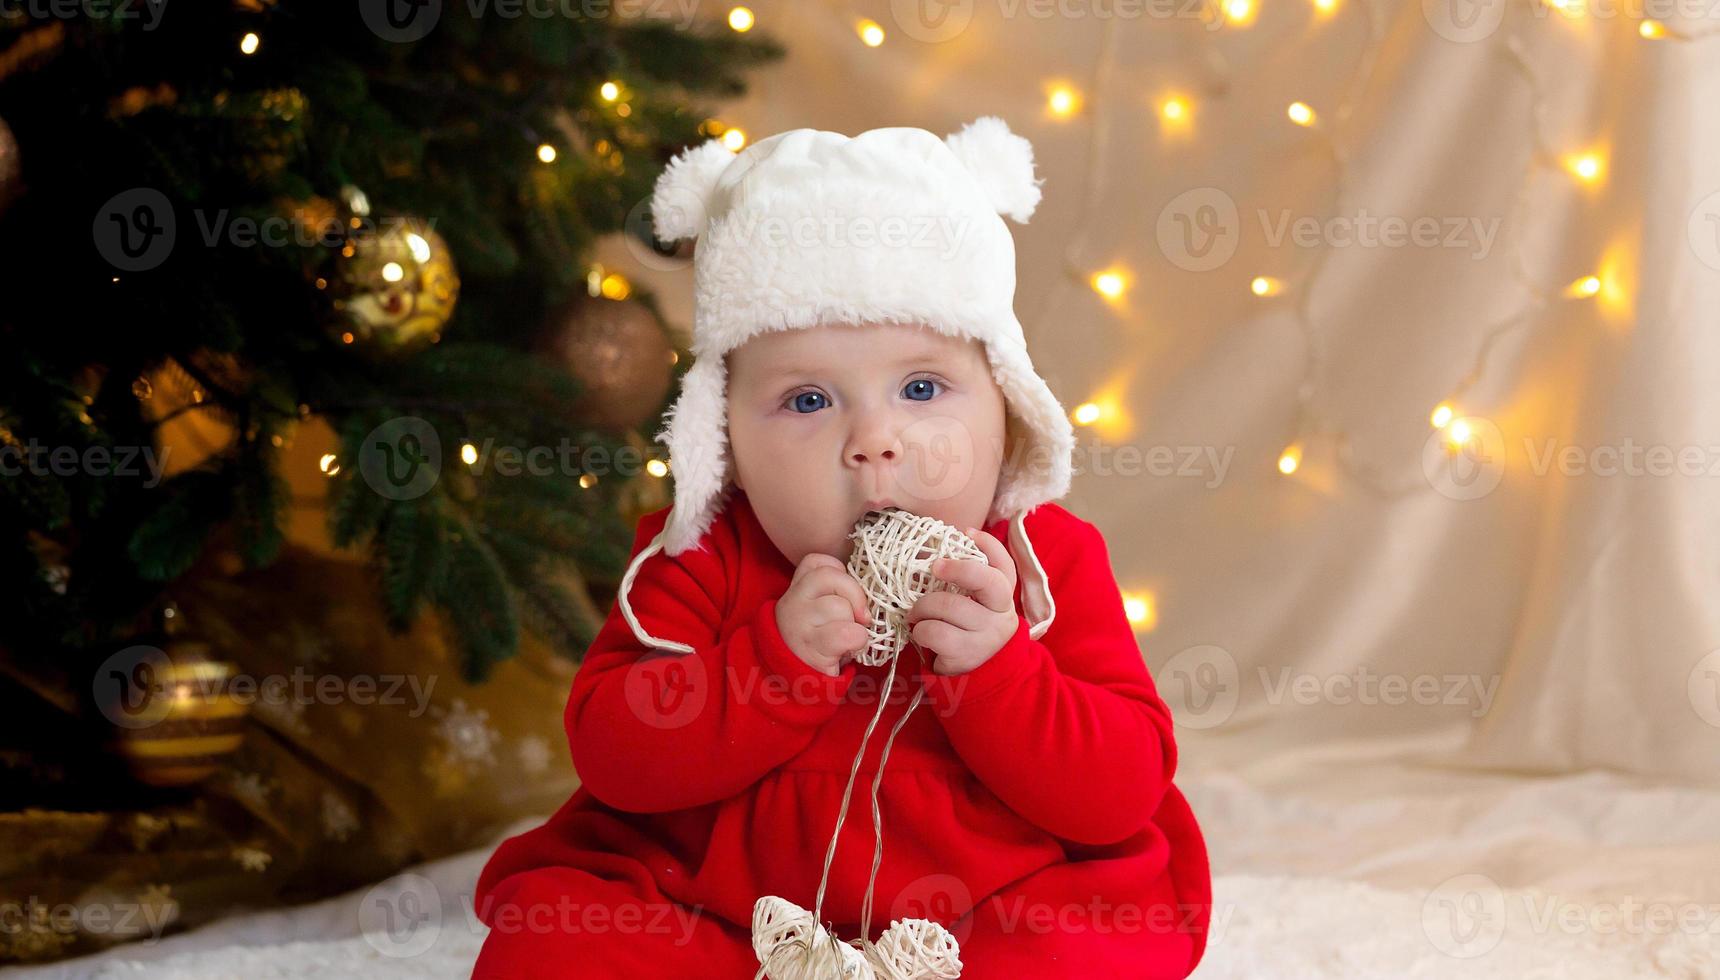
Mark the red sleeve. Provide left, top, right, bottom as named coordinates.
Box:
left=566, top=508, right=858, bottom=814
left=913, top=509, right=1177, bottom=846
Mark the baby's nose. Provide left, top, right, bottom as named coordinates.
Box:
left=849, top=444, right=897, bottom=464
left=846, top=420, right=903, bottom=465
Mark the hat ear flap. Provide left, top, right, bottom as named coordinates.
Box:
left=651, top=139, right=736, bottom=243
left=943, top=116, right=1044, bottom=224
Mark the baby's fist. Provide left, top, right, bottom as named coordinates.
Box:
left=774, top=554, right=870, bottom=677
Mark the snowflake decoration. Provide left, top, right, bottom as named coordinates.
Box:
left=431, top=698, right=498, bottom=772
left=516, top=735, right=552, bottom=775
left=226, top=771, right=273, bottom=810
left=253, top=693, right=311, bottom=737
left=232, top=846, right=273, bottom=873
left=125, top=812, right=171, bottom=851
left=321, top=790, right=359, bottom=843
left=135, top=883, right=180, bottom=930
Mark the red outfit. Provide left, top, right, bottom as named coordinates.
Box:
left=471, top=492, right=1211, bottom=978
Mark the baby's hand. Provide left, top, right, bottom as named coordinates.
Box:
left=906, top=527, right=1020, bottom=675
left=775, top=554, right=870, bottom=677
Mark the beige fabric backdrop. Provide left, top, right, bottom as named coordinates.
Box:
left=601, top=0, right=1720, bottom=785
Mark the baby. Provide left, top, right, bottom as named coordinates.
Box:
left=471, top=118, right=1211, bottom=979
left=729, top=319, right=1017, bottom=680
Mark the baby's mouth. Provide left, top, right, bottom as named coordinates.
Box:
left=861, top=496, right=901, bottom=516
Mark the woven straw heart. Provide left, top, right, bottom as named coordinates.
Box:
left=865, top=917, right=964, bottom=980
left=845, top=509, right=985, bottom=666
left=752, top=896, right=875, bottom=980
left=752, top=897, right=963, bottom=980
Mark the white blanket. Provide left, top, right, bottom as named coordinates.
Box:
left=21, top=743, right=1719, bottom=979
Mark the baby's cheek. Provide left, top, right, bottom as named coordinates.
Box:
left=896, top=414, right=985, bottom=502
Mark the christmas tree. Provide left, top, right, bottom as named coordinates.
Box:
left=0, top=4, right=781, bottom=685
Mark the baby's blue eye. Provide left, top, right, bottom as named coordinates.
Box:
left=903, top=379, right=939, bottom=401
left=789, top=391, right=828, bottom=414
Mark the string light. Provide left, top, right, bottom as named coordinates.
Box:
left=646, top=459, right=669, bottom=478
left=1159, top=95, right=1193, bottom=136
left=239, top=32, right=260, bottom=55
left=600, top=272, right=632, bottom=300
left=722, top=128, right=747, bottom=151
left=1186, top=0, right=1636, bottom=497
left=1639, top=19, right=1668, bottom=38
left=318, top=453, right=340, bottom=476
left=461, top=443, right=479, bottom=466
left=1563, top=150, right=1604, bottom=185
left=1047, top=83, right=1082, bottom=118
left=1223, top=0, right=1257, bottom=27
left=578, top=474, right=598, bottom=489
left=1445, top=418, right=1475, bottom=449
left=856, top=18, right=885, bottom=46
left=1250, top=276, right=1282, bottom=297
left=1122, top=592, right=1158, bottom=630
left=1312, top=0, right=1339, bottom=15
left=1027, top=19, right=1121, bottom=449
left=728, top=6, right=754, bottom=31
left=537, top=143, right=557, bottom=163
left=1091, top=269, right=1128, bottom=299
left=599, top=81, right=621, bottom=102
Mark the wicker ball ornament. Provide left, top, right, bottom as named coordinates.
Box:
left=845, top=508, right=986, bottom=667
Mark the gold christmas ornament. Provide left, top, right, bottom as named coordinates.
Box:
left=103, top=636, right=248, bottom=788
left=330, top=216, right=459, bottom=356
left=543, top=295, right=674, bottom=431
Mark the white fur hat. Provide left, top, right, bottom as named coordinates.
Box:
left=617, top=117, right=1075, bottom=653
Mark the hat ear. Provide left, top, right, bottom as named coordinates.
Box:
left=943, top=116, right=1044, bottom=224
left=650, top=139, right=736, bottom=242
